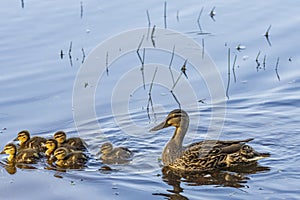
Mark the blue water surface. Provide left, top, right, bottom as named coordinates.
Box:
left=0, top=0, right=299, bottom=199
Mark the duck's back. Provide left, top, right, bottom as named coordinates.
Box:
left=101, top=147, right=133, bottom=164
left=15, top=149, right=40, bottom=164
left=22, top=136, right=46, bottom=152
left=56, top=152, right=87, bottom=168
left=65, top=137, right=86, bottom=151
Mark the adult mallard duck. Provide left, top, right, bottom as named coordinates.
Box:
left=53, top=147, right=87, bottom=169
left=53, top=131, right=87, bottom=151
left=1, top=143, right=40, bottom=164
left=150, top=109, right=270, bottom=172
left=100, top=142, right=133, bottom=164
left=14, top=130, right=46, bottom=152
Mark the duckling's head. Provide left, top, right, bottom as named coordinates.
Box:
left=54, top=147, right=69, bottom=160
left=44, top=139, right=58, bottom=155
left=1, top=143, right=17, bottom=156
left=150, top=109, right=189, bottom=131
left=45, top=139, right=58, bottom=149
left=14, top=130, right=30, bottom=145
left=54, top=131, right=67, bottom=144
left=100, top=142, right=113, bottom=154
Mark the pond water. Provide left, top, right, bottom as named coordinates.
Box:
left=0, top=0, right=299, bottom=199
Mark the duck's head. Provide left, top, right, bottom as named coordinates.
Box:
left=53, top=147, right=69, bottom=160
left=150, top=109, right=189, bottom=131
left=54, top=131, right=67, bottom=144
left=1, top=143, right=17, bottom=156
left=100, top=142, right=113, bottom=154
left=45, top=139, right=58, bottom=151
left=14, top=130, right=30, bottom=144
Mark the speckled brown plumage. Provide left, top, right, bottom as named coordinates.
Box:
left=150, top=109, right=270, bottom=172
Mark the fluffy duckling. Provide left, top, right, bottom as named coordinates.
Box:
left=53, top=147, right=87, bottom=169
left=100, top=142, right=133, bottom=164
left=1, top=143, right=40, bottom=164
left=14, top=130, right=46, bottom=152
left=54, top=131, right=87, bottom=151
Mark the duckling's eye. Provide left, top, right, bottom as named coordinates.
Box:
left=20, top=135, right=26, bottom=139
left=55, top=136, right=63, bottom=140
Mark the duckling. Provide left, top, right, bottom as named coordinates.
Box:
left=100, top=142, right=133, bottom=164
left=54, top=131, right=87, bottom=151
left=44, top=138, right=78, bottom=157
left=1, top=143, right=40, bottom=164
left=14, top=130, right=46, bottom=152
left=44, top=139, right=59, bottom=157
left=53, top=147, right=87, bottom=169
left=150, top=109, right=270, bottom=172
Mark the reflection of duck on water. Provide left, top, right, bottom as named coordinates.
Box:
left=150, top=109, right=270, bottom=172
left=153, top=164, right=270, bottom=199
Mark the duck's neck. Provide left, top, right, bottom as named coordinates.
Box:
left=162, top=121, right=189, bottom=166
left=7, top=154, right=15, bottom=162
left=20, top=139, right=29, bottom=148
left=45, top=148, right=54, bottom=156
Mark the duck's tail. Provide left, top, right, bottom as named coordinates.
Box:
left=240, top=145, right=270, bottom=162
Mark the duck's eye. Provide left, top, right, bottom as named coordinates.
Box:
left=242, top=145, right=249, bottom=150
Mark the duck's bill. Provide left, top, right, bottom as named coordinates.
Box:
left=13, top=137, right=19, bottom=141
left=0, top=150, right=5, bottom=154
left=150, top=121, right=168, bottom=132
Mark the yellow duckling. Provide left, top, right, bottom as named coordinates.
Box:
left=1, top=143, right=40, bottom=164
left=150, top=109, right=270, bottom=172
left=53, top=147, right=87, bottom=169
left=44, top=139, right=59, bottom=157
left=54, top=131, right=87, bottom=151
left=100, top=142, right=133, bottom=164
left=14, top=130, right=46, bottom=152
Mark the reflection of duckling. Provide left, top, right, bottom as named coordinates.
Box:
left=53, top=147, right=87, bottom=169
left=100, top=142, right=133, bottom=164
left=54, top=131, right=86, bottom=151
left=14, top=130, right=46, bottom=152
left=1, top=143, right=40, bottom=164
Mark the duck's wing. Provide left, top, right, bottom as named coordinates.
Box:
left=116, top=147, right=133, bottom=159
left=16, top=149, right=40, bottom=164
left=65, top=152, right=87, bottom=167
left=66, top=138, right=87, bottom=150
left=172, top=138, right=268, bottom=172
left=27, top=137, right=47, bottom=151
left=185, top=138, right=254, bottom=149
